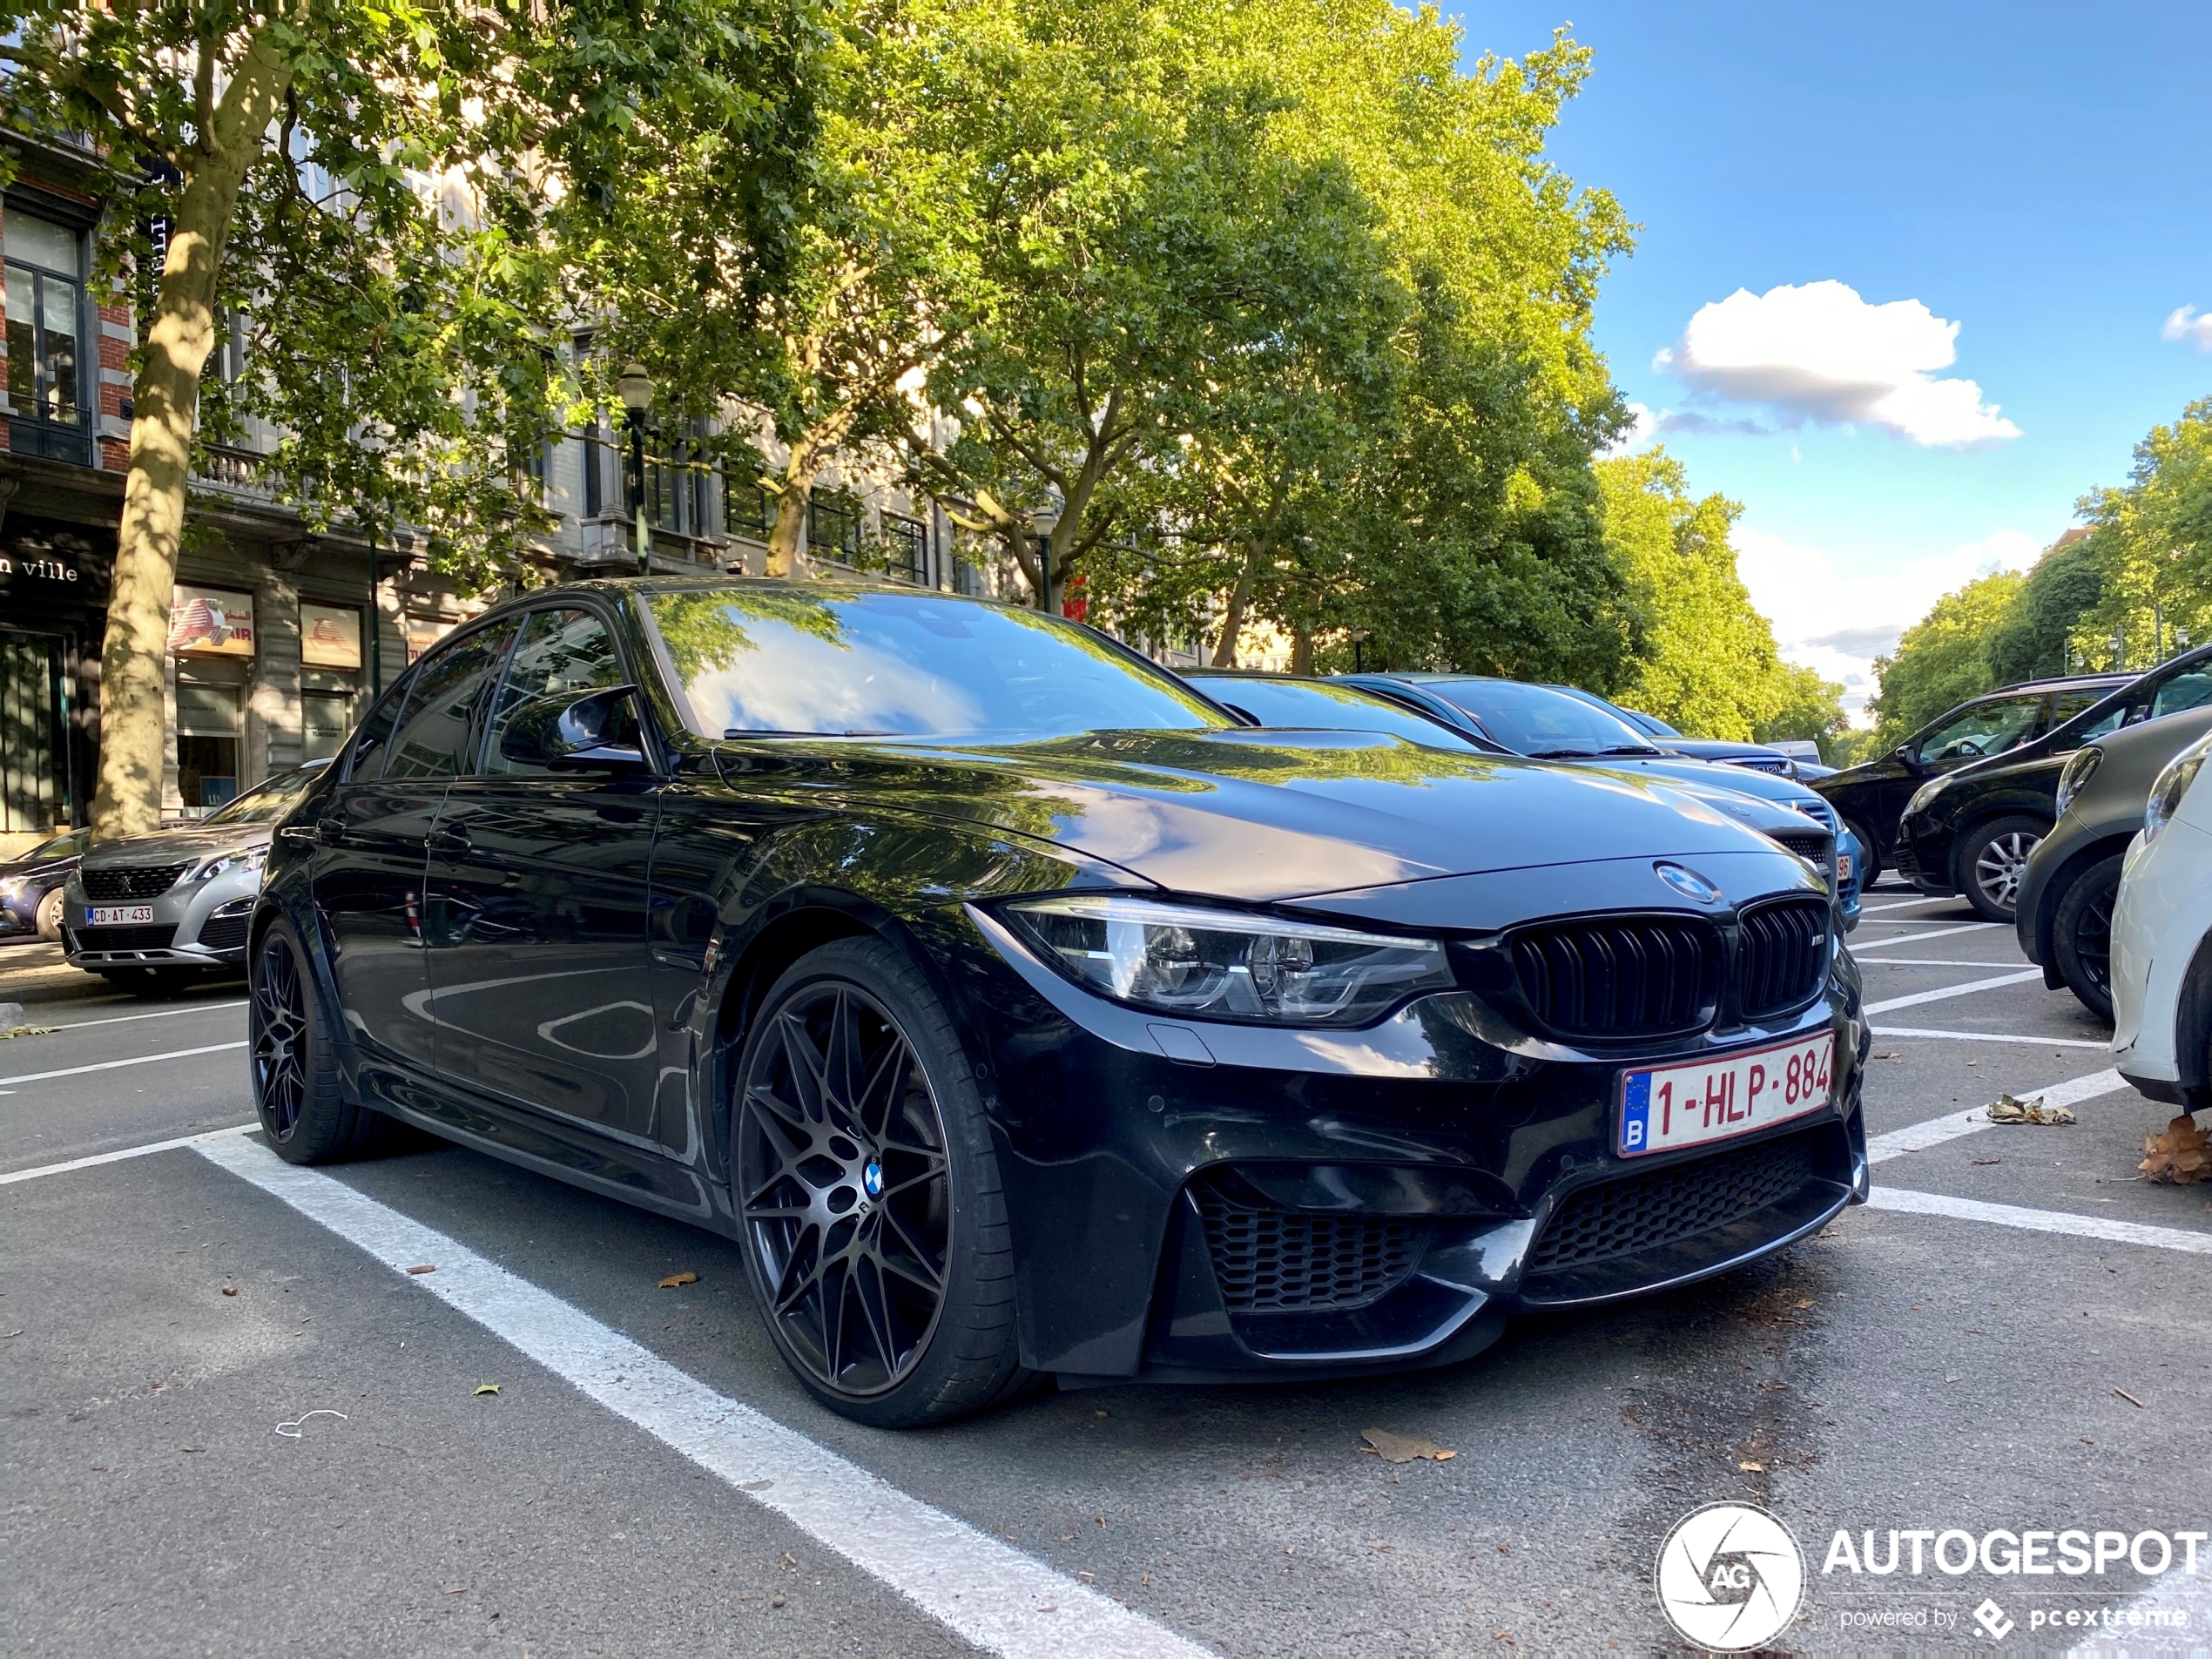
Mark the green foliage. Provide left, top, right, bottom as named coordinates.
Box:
left=2070, top=397, right=2212, bottom=668
left=0, top=0, right=819, bottom=590
left=1590, top=450, right=1844, bottom=743
left=1983, top=531, right=2103, bottom=684
left=1866, top=569, right=2028, bottom=749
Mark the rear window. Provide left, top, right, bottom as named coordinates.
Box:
left=1189, top=677, right=1481, bottom=751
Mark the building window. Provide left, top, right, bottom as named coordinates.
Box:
left=176, top=682, right=243, bottom=813
left=301, top=691, right=353, bottom=761
left=729, top=475, right=776, bottom=540
left=807, top=491, right=862, bottom=566
left=878, top=514, right=928, bottom=585
left=646, top=426, right=721, bottom=540
left=4, top=208, right=90, bottom=464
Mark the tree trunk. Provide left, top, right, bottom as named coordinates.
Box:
left=1290, top=624, right=1313, bottom=676
left=765, top=426, right=842, bottom=578
left=91, top=34, right=294, bottom=840
left=1211, top=544, right=1262, bottom=667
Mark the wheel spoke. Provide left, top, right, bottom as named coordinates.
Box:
left=879, top=1205, right=946, bottom=1285
left=853, top=1254, right=900, bottom=1378
left=872, top=1158, right=945, bottom=1202
left=853, top=1036, right=910, bottom=1141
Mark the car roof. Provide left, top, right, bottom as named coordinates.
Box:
left=1986, top=672, right=2134, bottom=695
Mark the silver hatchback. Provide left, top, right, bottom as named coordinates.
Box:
left=62, top=762, right=327, bottom=991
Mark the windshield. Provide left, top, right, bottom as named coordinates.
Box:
left=24, top=828, right=91, bottom=861
left=200, top=763, right=323, bottom=825
left=1422, top=680, right=1661, bottom=758
left=647, top=589, right=1234, bottom=743
left=1187, top=676, right=1486, bottom=752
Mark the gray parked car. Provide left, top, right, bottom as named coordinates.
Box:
left=61, top=761, right=327, bottom=993
left=2018, top=705, right=2212, bottom=1019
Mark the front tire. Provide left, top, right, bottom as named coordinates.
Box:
left=34, top=886, right=64, bottom=941
left=1958, top=814, right=2045, bottom=922
left=251, top=916, right=388, bottom=1163
left=732, top=936, right=1033, bottom=1427
left=2053, top=854, right=2123, bottom=1022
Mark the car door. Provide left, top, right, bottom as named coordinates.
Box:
left=422, top=605, right=663, bottom=1139
left=308, top=627, right=512, bottom=1075
left=1883, top=694, right=2047, bottom=826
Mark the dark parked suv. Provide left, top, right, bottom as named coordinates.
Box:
left=1814, top=671, right=2131, bottom=886
left=1889, top=646, right=2212, bottom=921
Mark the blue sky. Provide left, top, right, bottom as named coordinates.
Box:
left=1453, top=1, right=2212, bottom=717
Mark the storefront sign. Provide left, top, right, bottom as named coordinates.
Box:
left=169, top=586, right=257, bottom=657
left=300, top=602, right=362, bottom=670
left=404, top=617, right=454, bottom=664
left=0, top=553, right=81, bottom=584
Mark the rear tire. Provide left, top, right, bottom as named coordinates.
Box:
left=34, top=886, right=64, bottom=942
left=251, top=915, right=390, bottom=1163
left=2053, top=854, right=2123, bottom=1022
left=1957, top=814, right=2045, bottom=922
left=732, top=936, right=1033, bottom=1427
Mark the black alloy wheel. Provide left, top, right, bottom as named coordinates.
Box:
left=2054, top=854, right=2124, bottom=1022
left=732, top=938, right=1032, bottom=1426
left=739, top=980, right=952, bottom=1398
left=253, top=931, right=312, bottom=1140
left=1959, top=814, right=2046, bottom=922
left=248, top=915, right=389, bottom=1163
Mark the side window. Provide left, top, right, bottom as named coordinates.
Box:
left=344, top=678, right=413, bottom=781
left=482, top=608, right=631, bottom=778
left=1917, top=698, right=2043, bottom=764
left=381, top=620, right=519, bottom=781
left=2152, top=670, right=2212, bottom=720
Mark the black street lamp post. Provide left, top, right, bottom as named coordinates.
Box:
left=618, top=361, right=655, bottom=577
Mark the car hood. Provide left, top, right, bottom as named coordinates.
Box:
left=1556, top=752, right=1823, bottom=810
left=711, top=727, right=1796, bottom=902
left=78, top=825, right=273, bottom=868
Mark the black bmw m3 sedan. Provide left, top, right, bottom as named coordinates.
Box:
left=249, top=580, right=1870, bottom=1426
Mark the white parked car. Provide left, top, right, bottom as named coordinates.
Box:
left=2110, top=727, right=2212, bottom=1111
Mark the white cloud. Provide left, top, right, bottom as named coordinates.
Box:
left=1655, top=280, right=2022, bottom=448
left=1736, top=525, right=2042, bottom=725
left=2164, top=305, right=2212, bottom=350
left=1602, top=401, right=1767, bottom=456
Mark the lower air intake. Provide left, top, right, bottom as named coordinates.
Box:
left=1193, top=1184, right=1426, bottom=1312
left=1525, top=1131, right=1815, bottom=1277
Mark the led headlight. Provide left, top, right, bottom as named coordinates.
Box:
left=1905, top=775, right=1951, bottom=817
left=2054, top=745, right=2103, bottom=818
left=191, top=846, right=267, bottom=883
left=2144, top=732, right=2212, bottom=845
left=1002, top=894, right=1454, bottom=1027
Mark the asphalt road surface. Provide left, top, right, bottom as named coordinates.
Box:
left=6, top=886, right=2209, bottom=1657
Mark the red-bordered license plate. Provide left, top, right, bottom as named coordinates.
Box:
left=1618, top=1032, right=1834, bottom=1158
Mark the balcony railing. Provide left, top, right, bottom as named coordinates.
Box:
left=192, top=442, right=275, bottom=499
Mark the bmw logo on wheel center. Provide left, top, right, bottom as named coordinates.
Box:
left=1656, top=1501, right=1806, bottom=1651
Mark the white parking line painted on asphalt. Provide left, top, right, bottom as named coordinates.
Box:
left=1853, top=957, right=2023, bottom=968
left=41, top=1001, right=247, bottom=1031
left=1859, top=895, right=1964, bottom=914
left=1871, top=1025, right=2110, bottom=1049
left=1865, top=1069, right=2128, bottom=1164
left=1867, top=1185, right=2212, bottom=1257
left=0, top=1123, right=256, bottom=1185
left=0, top=1040, right=246, bottom=1089
left=1854, top=921, right=2004, bottom=949
left=2067, top=1561, right=2212, bottom=1655
left=1862, top=968, right=2047, bottom=1015
left=193, top=1133, right=1217, bottom=1659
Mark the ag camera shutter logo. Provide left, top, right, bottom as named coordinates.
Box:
left=1656, top=1501, right=1806, bottom=1651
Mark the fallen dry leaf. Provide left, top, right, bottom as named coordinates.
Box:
left=220, top=1286, right=238, bottom=1297
left=474, top=1383, right=501, bottom=1396
left=0, top=1024, right=57, bottom=1040
left=2140, top=1116, right=2209, bottom=1184
left=405, top=1264, right=436, bottom=1276
left=1739, top=1460, right=1766, bottom=1473
left=658, top=1271, right=699, bottom=1289
left=1986, top=1093, right=2075, bottom=1126
left=1360, top=1426, right=1456, bottom=1463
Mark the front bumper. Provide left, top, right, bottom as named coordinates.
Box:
left=1892, top=818, right=1956, bottom=895
left=59, top=870, right=262, bottom=971
left=957, top=892, right=1869, bottom=1384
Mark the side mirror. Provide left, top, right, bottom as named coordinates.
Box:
left=1893, top=744, right=1922, bottom=771
left=499, top=685, right=651, bottom=772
